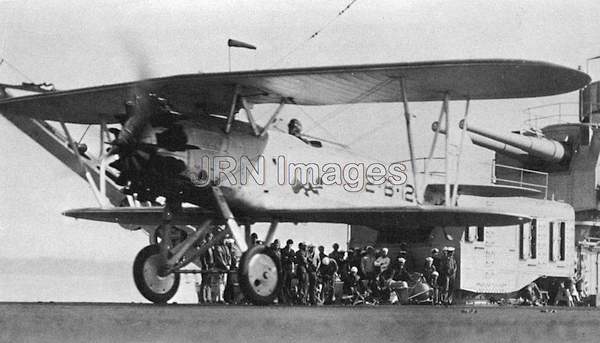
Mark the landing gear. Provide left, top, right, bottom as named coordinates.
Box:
left=239, top=245, right=282, bottom=305
left=133, top=244, right=180, bottom=304
left=129, top=187, right=283, bottom=305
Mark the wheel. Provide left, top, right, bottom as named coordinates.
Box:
left=133, top=244, right=180, bottom=304
left=238, top=245, right=282, bottom=305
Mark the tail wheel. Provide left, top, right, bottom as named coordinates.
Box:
left=133, top=244, right=180, bottom=304
left=239, top=245, right=282, bottom=305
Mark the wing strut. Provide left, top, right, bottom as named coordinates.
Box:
left=225, top=85, right=240, bottom=134
left=212, top=186, right=249, bottom=251
left=424, top=94, right=452, bottom=205
left=59, top=122, right=110, bottom=208
left=443, top=93, right=451, bottom=206
left=99, top=118, right=106, bottom=160
left=451, top=99, right=471, bottom=205
left=260, top=98, right=287, bottom=137
left=425, top=96, right=448, bottom=183
left=241, top=97, right=260, bottom=136
left=264, top=221, right=279, bottom=245
left=398, top=78, right=421, bottom=204
left=224, top=85, right=265, bottom=136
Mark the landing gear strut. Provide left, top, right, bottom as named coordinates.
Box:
left=211, top=187, right=282, bottom=305
left=131, top=188, right=283, bottom=305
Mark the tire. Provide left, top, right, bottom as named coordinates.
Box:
left=133, top=244, right=180, bottom=304
left=239, top=245, right=282, bottom=305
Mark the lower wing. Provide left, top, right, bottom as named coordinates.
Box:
left=63, top=205, right=529, bottom=227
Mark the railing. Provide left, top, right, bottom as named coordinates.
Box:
left=395, top=157, right=447, bottom=178
left=491, top=160, right=549, bottom=199
left=522, top=102, right=580, bottom=128
left=396, top=156, right=499, bottom=183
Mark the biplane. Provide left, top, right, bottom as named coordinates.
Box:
left=0, top=59, right=590, bottom=304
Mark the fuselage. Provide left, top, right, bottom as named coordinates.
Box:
left=135, top=115, right=414, bottom=213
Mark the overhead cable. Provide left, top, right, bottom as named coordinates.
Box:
left=270, top=0, right=361, bottom=68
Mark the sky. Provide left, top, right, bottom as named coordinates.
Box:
left=0, top=0, right=599, bottom=302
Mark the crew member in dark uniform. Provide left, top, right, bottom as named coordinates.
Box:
left=329, top=243, right=343, bottom=265
left=441, top=247, right=457, bottom=304
left=214, top=239, right=232, bottom=303
left=223, top=238, right=238, bottom=304
left=329, top=243, right=346, bottom=281
left=343, top=266, right=364, bottom=304
left=307, top=244, right=319, bottom=305
left=392, top=257, right=411, bottom=282
left=423, top=256, right=437, bottom=285
left=431, top=248, right=442, bottom=272
left=249, top=232, right=259, bottom=246
left=280, top=239, right=295, bottom=304
left=430, top=271, right=440, bottom=305
left=270, top=239, right=281, bottom=259
left=318, top=257, right=338, bottom=304
left=200, top=232, right=215, bottom=303
left=295, top=242, right=309, bottom=305
left=349, top=247, right=361, bottom=271
left=318, top=245, right=327, bottom=262
left=269, top=239, right=282, bottom=303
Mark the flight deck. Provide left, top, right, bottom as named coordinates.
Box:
left=1, top=302, right=598, bottom=343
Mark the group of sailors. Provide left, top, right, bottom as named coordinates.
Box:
left=194, top=233, right=241, bottom=304
left=520, top=277, right=588, bottom=307
left=193, top=230, right=459, bottom=305
left=192, top=231, right=592, bottom=307
left=276, top=240, right=459, bottom=305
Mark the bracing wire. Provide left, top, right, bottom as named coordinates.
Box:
left=1, top=58, right=34, bottom=82
left=77, top=124, right=92, bottom=144
left=304, top=78, right=393, bottom=134
left=294, top=105, right=337, bottom=139
left=0, top=0, right=33, bottom=82
left=345, top=115, right=398, bottom=146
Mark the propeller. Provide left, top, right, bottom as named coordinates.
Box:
left=107, top=95, right=160, bottom=191
left=106, top=36, right=198, bottom=202
left=107, top=82, right=188, bottom=200
left=107, top=37, right=160, bottom=191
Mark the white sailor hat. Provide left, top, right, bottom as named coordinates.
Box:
left=447, top=246, right=455, bottom=252
left=398, top=257, right=406, bottom=263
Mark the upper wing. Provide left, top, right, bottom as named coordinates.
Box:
left=0, top=59, right=589, bottom=124
left=63, top=204, right=529, bottom=227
